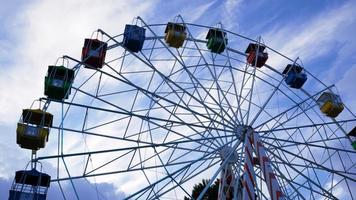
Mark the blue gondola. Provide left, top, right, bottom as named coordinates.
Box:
left=9, top=169, right=51, bottom=200
left=282, top=64, right=307, bottom=89
left=123, top=24, right=146, bottom=52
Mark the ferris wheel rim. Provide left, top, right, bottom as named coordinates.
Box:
left=18, top=16, right=356, bottom=200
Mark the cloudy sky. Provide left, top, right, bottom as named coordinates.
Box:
left=0, top=0, right=356, bottom=199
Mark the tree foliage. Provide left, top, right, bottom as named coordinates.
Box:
left=184, top=179, right=220, bottom=200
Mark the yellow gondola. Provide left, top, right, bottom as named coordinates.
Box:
left=164, top=22, right=187, bottom=48
left=16, top=109, right=53, bottom=150
left=316, top=92, right=344, bottom=118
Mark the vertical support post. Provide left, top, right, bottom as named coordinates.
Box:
left=242, top=128, right=256, bottom=200
left=253, top=132, right=284, bottom=200
left=31, top=150, right=37, bottom=169
left=218, top=164, right=234, bottom=200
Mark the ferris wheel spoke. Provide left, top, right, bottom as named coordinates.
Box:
left=136, top=64, right=229, bottom=148
left=52, top=93, right=229, bottom=134
left=111, top=54, right=237, bottom=132
left=257, top=118, right=356, bottom=133
left=49, top=122, right=237, bottom=151
left=48, top=125, right=221, bottom=161
left=139, top=170, right=160, bottom=199
left=103, top=62, right=235, bottom=148
left=262, top=115, right=350, bottom=168
left=267, top=133, right=354, bottom=157
left=185, top=63, right=239, bottom=145
left=264, top=147, right=339, bottom=200
left=145, top=158, right=220, bottom=200
left=275, top=133, right=332, bottom=192
left=108, top=35, right=225, bottom=130
left=125, top=145, right=220, bottom=199
left=37, top=139, right=212, bottom=162
left=141, top=50, right=237, bottom=129
left=44, top=125, right=228, bottom=181
left=60, top=157, right=80, bottom=200
left=224, top=53, right=245, bottom=126
left=244, top=67, right=258, bottom=125
left=255, top=85, right=332, bottom=131
left=267, top=127, right=343, bottom=169
left=262, top=135, right=356, bottom=155
left=264, top=128, right=356, bottom=187
left=271, top=101, right=356, bottom=169
left=143, top=85, right=225, bottom=149
left=264, top=140, right=356, bottom=182
left=73, top=87, right=231, bottom=150
left=236, top=63, right=254, bottom=124
left=179, top=16, right=240, bottom=126
left=207, top=59, right=242, bottom=142
left=133, top=19, right=237, bottom=126
left=65, top=55, right=235, bottom=133
left=271, top=160, right=356, bottom=177
left=266, top=126, right=338, bottom=166
left=260, top=126, right=340, bottom=198
left=148, top=146, right=193, bottom=198
left=90, top=151, right=216, bottom=179
left=51, top=152, right=217, bottom=182
left=249, top=76, right=285, bottom=126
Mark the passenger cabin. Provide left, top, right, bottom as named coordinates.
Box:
left=245, top=43, right=268, bottom=68
left=348, top=126, right=356, bottom=150
left=316, top=92, right=344, bottom=118
left=282, top=64, right=307, bottom=89
left=123, top=24, right=146, bottom=52
left=16, top=109, right=53, bottom=150
left=206, top=28, right=227, bottom=54
left=9, top=169, right=50, bottom=200
left=44, top=65, right=74, bottom=100
left=81, top=39, right=107, bottom=69
left=164, top=22, right=187, bottom=48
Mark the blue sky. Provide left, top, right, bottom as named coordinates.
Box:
left=0, top=0, right=356, bottom=199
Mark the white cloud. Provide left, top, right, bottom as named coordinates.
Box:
left=259, top=1, right=356, bottom=114
left=336, top=64, right=356, bottom=114
left=1, top=0, right=356, bottom=199
left=0, top=0, right=155, bottom=125
left=0, top=0, right=156, bottom=197
left=180, top=0, right=216, bottom=23
left=264, top=2, right=356, bottom=65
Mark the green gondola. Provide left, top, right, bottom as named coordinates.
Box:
left=44, top=65, right=74, bottom=100
left=206, top=28, right=228, bottom=54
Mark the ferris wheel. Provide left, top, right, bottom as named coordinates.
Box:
left=8, top=15, right=356, bottom=200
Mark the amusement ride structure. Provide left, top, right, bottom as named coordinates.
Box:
left=8, top=15, right=356, bottom=200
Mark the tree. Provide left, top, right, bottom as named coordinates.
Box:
left=184, top=179, right=220, bottom=200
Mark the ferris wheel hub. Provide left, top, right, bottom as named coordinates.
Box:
left=234, top=125, right=253, bottom=138
left=219, top=146, right=239, bottom=163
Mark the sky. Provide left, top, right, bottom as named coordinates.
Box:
left=0, top=0, right=356, bottom=199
